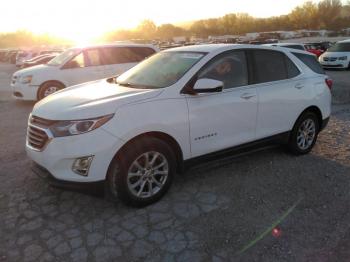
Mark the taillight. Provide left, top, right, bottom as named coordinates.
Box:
left=325, top=78, right=333, bottom=90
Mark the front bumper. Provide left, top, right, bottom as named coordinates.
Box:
left=319, top=60, right=349, bottom=69
left=11, top=82, right=39, bottom=100
left=26, top=127, right=124, bottom=183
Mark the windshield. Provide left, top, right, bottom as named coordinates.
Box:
left=327, top=43, right=350, bottom=52
left=47, top=49, right=79, bottom=66
left=117, top=51, right=206, bottom=89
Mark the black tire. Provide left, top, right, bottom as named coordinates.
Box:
left=37, top=81, right=64, bottom=100
left=107, top=137, right=176, bottom=207
left=288, top=112, right=320, bottom=155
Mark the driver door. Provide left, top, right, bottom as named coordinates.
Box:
left=185, top=50, right=258, bottom=158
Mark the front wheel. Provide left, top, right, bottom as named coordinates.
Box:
left=37, top=82, right=64, bottom=100
left=288, top=112, right=320, bottom=155
left=107, top=137, right=176, bottom=207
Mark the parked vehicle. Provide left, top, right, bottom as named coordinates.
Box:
left=0, top=49, right=8, bottom=62
left=319, top=39, right=350, bottom=69
left=7, top=50, right=20, bottom=64
left=21, top=54, right=57, bottom=69
left=39, top=50, right=63, bottom=56
left=264, top=43, right=307, bottom=51
left=16, top=51, right=36, bottom=67
left=11, top=43, right=158, bottom=100
left=264, top=43, right=326, bottom=58
left=26, top=44, right=332, bottom=206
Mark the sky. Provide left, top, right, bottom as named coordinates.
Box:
left=0, top=0, right=336, bottom=43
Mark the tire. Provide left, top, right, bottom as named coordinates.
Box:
left=37, top=82, right=64, bottom=100
left=107, top=137, right=176, bottom=207
left=288, top=112, right=320, bottom=155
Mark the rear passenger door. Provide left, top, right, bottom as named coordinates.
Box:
left=249, top=49, right=305, bottom=139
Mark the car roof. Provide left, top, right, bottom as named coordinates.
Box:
left=163, top=43, right=313, bottom=56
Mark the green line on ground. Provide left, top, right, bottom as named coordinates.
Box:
left=238, top=197, right=303, bottom=255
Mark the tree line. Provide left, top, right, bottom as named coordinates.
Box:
left=1, top=0, right=350, bottom=48
left=103, top=0, right=350, bottom=41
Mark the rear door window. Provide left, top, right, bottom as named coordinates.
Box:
left=100, top=47, right=121, bottom=65
left=129, top=47, right=156, bottom=61
left=100, top=47, right=155, bottom=65
left=292, top=52, right=325, bottom=74
left=251, top=50, right=288, bottom=83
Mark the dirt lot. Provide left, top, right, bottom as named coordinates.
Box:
left=0, top=64, right=350, bottom=261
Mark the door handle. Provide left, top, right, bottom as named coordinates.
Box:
left=295, top=83, right=304, bottom=89
left=240, top=93, right=256, bottom=100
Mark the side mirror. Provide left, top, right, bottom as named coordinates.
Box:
left=193, top=78, right=223, bottom=93
left=106, top=75, right=120, bottom=84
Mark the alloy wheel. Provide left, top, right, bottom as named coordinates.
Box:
left=297, top=118, right=316, bottom=150
left=127, top=151, right=169, bottom=198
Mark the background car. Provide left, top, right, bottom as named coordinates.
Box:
left=0, top=49, right=8, bottom=62
left=319, top=39, right=350, bottom=69
left=7, top=50, right=20, bottom=64
left=11, top=43, right=159, bottom=100
left=264, top=43, right=307, bottom=51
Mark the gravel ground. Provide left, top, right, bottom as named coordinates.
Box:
left=0, top=64, right=350, bottom=261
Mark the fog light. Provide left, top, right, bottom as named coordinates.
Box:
left=72, top=156, right=93, bottom=176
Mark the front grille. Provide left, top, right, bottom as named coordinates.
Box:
left=27, top=115, right=55, bottom=151
left=27, top=125, right=49, bottom=151
left=323, top=57, right=337, bottom=62
left=30, top=115, right=56, bottom=127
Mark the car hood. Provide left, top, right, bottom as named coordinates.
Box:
left=32, top=79, right=163, bottom=120
left=321, top=51, right=349, bottom=57
left=13, top=64, right=57, bottom=77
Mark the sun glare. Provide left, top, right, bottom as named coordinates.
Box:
left=0, top=0, right=324, bottom=44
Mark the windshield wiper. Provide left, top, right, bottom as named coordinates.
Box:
left=117, top=82, right=156, bottom=89
left=118, top=82, right=133, bottom=87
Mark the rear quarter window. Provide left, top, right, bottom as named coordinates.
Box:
left=292, top=52, right=325, bottom=74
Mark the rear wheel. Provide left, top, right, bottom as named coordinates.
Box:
left=37, top=82, right=64, bottom=100
left=288, top=112, right=319, bottom=155
left=107, top=137, right=176, bottom=207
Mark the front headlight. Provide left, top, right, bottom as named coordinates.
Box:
left=338, top=56, right=348, bottom=61
left=49, top=114, right=114, bottom=137
left=20, top=75, right=33, bottom=84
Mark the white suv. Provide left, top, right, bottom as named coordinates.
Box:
left=11, top=44, right=158, bottom=100
left=26, top=44, right=332, bottom=206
